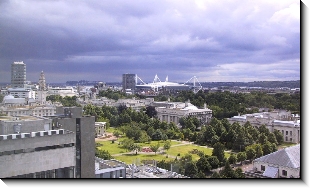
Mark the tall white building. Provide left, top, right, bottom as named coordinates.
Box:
left=11, top=61, right=26, bottom=88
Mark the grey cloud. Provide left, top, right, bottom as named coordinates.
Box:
left=0, top=0, right=300, bottom=83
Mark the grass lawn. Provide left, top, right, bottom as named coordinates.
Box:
left=113, top=153, right=172, bottom=165
left=278, top=142, right=298, bottom=150
left=140, top=140, right=181, bottom=147
left=96, top=141, right=128, bottom=155
left=167, top=144, right=231, bottom=160
left=105, top=127, right=116, bottom=133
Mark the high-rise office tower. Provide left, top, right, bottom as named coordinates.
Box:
left=122, top=73, right=136, bottom=92
left=11, top=61, right=26, bottom=88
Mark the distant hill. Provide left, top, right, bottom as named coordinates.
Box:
left=199, top=80, right=300, bottom=89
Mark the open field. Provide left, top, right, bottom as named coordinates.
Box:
left=113, top=153, right=170, bottom=165
left=167, top=144, right=231, bottom=161
left=96, top=141, right=127, bottom=155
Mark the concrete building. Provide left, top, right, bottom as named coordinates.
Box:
left=0, top=115, right=76, bottom=178
left=114, top=97, right=154, bottom=111
left=36, top=71, right=47, bottom=105
left=245, top=144, right=300, bottom=178
left=7, top=88, right=35, bottom=99
left=228, top=110, right=300, bottom=143
left=125, top=163, right=189, bottom=178
left=47, top=86, right=78, bottom=97
left=154, top=100, right=212, bottom=126
left=95, top=122, right=106, bottom=137
left=122, top=73, right=136, bottom=93
left=53, top=106, right=95, bottom=178
left=95, top=158, right=126, bottom=178
left=11, top=61, right=26, bottom=88
left=0, top=106, right=96, bottom=178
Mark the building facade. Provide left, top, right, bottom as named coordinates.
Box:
left=122, top=74, right=136, bottom=92
left=228, top=110, right=300, bottom=144
left=154, top=100, right=212, bottom=125
left=248, top=144, right=300, bottom=178
left=53, top=106, right=95, bottom=178
left=11, top=61, right=26, bottom=88
left=0, top=106, right=96, bottom=178
left=0, top=115, right=76, bottom=178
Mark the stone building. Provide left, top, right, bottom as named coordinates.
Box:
left=154, top=100, right=212, bottom=126
left=228, top=110, right=300, bottom=144
left=245, top=144, right=300, bottom=178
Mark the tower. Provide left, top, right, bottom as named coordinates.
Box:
left=11, top=61, right=26, bottom=88
left=38, top=71, right=47, bottom=91
left=122, top=73, right=136, bottom=92
left=37, top=71, right=47, bottom=105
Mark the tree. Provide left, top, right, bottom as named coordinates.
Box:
left=228, top=154, right=237, bottom=165
left=253, top=144, right=263, bottom=158
left=145, top=106, right=157, bottom=118
left=163, top=140, right=171, bottom=153
left=150, top=142, right=160, bottom=155
left=196, top=156, right=211, bottom=172
left=245, top=147, right=256, bottom=161
left=113, top=130, right=121, bottom=139
left=95, top=150, right=112, bottom=160
left=130, top=144, right=142, bottom=155
left=138, top=131, right=151, bottom=143
left=207, top=156, right=220, bottom=169
left=237, top=152, right=247, bottom=164
left=121, top=138, right=135, bottom=151
left=117, top=104, right=127, bottom=114
left=184, top=161, right=199, bottom=178
left=262, top=141, right=273, bottom=155
left=211, top=171, right=221, bottom=178
left=267, top=132, right=278, bottom=145
left=273, top=130, right=284, bottom=145
left=220, top=161, right=236, bottom=178
left=258, top=133, right=268, bottom=145
left=235, top=168, right=245, bottom=178
left=212, top=142, right=226, bottom=164
left=125, top=125, right=142, bottom=141
left=152, top=129, right=163, bottom=141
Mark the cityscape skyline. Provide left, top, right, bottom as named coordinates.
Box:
left=0, top=0, right=302, bottom=83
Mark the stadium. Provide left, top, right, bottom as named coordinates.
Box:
left=135, top=74, right=202, bottom=93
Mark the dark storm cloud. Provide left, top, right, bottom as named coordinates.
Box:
left=0, top=0, right=300, bottom=83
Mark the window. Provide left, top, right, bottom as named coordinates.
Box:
left=286, top=137, right=288, bottom=141
left=290, top=131, right=292, bottom=136
left=282, top=170, right=287, bottom=176
left=286, top=131, right=288, bottom=135
left=261, top=165, right=265, bottom=171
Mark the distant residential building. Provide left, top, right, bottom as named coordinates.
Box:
left=245, top=144, right=300, bottom=178
left=11, top=61, right=26, bottom=88
left=122, top=74, right=136, bottom=93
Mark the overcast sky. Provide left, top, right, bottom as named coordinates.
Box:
left=0, top=0, right=301, bottom=83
